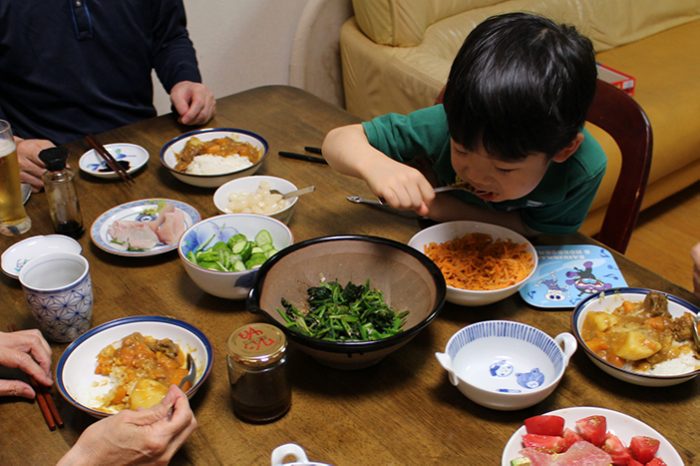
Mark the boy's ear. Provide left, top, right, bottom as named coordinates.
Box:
left=551, top=132, right=584, bottom=163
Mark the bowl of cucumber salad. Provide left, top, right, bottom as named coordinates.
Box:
left=178, top=213, right=293, bottom=299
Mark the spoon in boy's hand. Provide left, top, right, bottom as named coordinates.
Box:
left=271, top=185, right=315, bottom=200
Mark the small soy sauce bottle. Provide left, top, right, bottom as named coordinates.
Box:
left=39, top=147, right=84, bottom=238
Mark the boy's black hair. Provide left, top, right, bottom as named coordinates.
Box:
left=443, top=12, right=597, bottom=160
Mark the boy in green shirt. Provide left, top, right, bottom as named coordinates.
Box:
left=322, top=13, right=606, bottom=235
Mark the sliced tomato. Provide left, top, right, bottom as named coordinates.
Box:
left=575, top=415, right=607, bottom=447
left=524, top=415, right=566, bottom=436
left=645, top=458, right=667, bottom=466
left=628, top=460, right=644, bottom=466
left=602, top=432, right=632, bottom=465
left=521, top=433, right=568, bottom=453
left=629, top=436, right=661, bottom=463
left=561, top=427, right=583, bottom=451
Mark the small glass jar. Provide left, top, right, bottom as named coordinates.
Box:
left=227, top=323, right=291, bottom=423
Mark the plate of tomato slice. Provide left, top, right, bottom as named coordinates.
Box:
left=501, top=406, right=683, bottom=466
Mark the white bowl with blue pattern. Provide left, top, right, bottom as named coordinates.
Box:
left=178, top=213, right=293, bottom=299
left=435, top=320, right=576, bottom=410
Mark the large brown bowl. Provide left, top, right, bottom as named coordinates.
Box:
left=247, top=235, right=446, bottom=369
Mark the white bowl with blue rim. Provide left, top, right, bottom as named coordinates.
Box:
left=79, top=143, right=149, bottom=179
left=572, top=287, right=700, bottom=387
left=56, top=315, right=213, bottom=418
left=1, top=234, right=82, bottom=279
left=178, top=213, right=293, bottom=299
left=160, top=128, right=268, bottom=188
left=435, top=320, right=577, bottom=410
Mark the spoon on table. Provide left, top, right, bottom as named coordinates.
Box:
left=178, top=354, right=197, bottom=391
left=272, top=185, right=316, bottom=200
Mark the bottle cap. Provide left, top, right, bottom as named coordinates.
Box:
left=38, top=146, right=69, bottom=171
left=227, top=323, right=287, bottom=367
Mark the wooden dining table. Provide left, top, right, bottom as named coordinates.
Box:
left=0, top=86, right=697, bottom=466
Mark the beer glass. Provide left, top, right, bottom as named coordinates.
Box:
left=0, top=120, right=31, bottom=236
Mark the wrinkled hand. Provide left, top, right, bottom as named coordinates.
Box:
left=691, top=242, right=700, bottom=299
left=59, top=385, right=197, bottom=466
left=170, top=81, right=216, bottom=126
left=0, top=329, right=53, bottom=399
left=363, top=157, right=435, bottom=217
left=15, top=137, right=54, bottom=192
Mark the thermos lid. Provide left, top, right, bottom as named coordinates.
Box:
left=38, top=146, right=69, bottom=171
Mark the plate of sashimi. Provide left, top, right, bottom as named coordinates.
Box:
left=91, top=199, right=201, bottom=257
left=501, top=406, right=683, bottom=466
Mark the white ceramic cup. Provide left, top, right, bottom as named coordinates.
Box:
left=270, top=443, right=330, bottom=466
left=18, top=252, right=93, bottom=343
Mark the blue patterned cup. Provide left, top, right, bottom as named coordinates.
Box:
left=18, top=252, right=93, bottom=343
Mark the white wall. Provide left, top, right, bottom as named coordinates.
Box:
left=153, top=0, right=310, bottom=114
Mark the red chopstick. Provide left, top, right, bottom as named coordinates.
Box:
left=85, top=134, right=134, bottom=184
left=6, top=324, right=62, bottom=430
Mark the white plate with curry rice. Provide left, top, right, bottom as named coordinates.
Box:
left=572, top=287, right=700, bottom=386
left=56, top=315, right=212, bottom=418
left=160, top=128, right=268, bottom=188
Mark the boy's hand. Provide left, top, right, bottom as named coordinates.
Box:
left=363, top=157, right=435, bottom=217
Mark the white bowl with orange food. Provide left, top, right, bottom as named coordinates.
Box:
left=56, top=316, right=213, bottom=418
left=572, top=288, right=700, bottom=387
left=408, top=221, right=537, bottom=306
left=160, top=128, right=268, bottom=188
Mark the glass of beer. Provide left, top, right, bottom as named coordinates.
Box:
left=0, top=120, right=31, bottom=236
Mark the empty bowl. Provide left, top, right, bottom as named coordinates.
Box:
left=160, top=128, right=268, bottom=188
left=178, top=213, right=293, bottom=299
left=213, top=175, right=299, bottom=224
left=1, top=234, right=82, bottom=279
left=248, top=235, right=446, bottom=369
left=435, top=320, right=576, bottom=410
left=408, top=221, right=537, bottom=307
left=572, top=287, right=700, bottom=387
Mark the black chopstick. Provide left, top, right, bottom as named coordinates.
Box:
left=304, top=146, right=322, bottom=155
left=85, top=135, right=134, bottom=184
left=278, top=151, right=328, bottom=165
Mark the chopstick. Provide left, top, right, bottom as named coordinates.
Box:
left=85, top=135, right=134, bottom=184
left=6, top=324, right=63, bottom=430
left=278, top=151, right=328, bottom=165
left=303, top=146, right=323, bottom=155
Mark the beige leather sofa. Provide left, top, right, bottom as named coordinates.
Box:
left=340, top=0, right=700, bottom=235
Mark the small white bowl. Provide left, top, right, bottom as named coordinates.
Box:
left=572, top=287, right=700, bottom=387
left=435, top=320, right=576, bottom=410
left=79, top=143, right=149, bottom=179
left=213, top=175, right=298, bottom=224
left=1, top=234, right=82, bottom=279
left=159, top=128, right=268, bottom=188
left=178, top=213, right=293, bottom=299
left=56, top=315, right=213, bottom=418
left=408, top=221, right=538, bottom=306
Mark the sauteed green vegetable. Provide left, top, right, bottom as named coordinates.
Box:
left=278, top=280, right=409, bottom=341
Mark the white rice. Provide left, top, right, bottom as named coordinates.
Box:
left=631, top=351, right=700, bottom=376
left=185, top=153, right=252, bottom=175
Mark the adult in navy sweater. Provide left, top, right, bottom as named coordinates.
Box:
left=0, top=0, right=216, bottom=190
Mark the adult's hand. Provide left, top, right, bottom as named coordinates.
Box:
left=170, top=81, right=216, bottom=126
left=58, top=385, right=197, bottom=466
left=691, top=242, right=700, bottom=299
left=0, top=329, right=53, bottom=399
left=15, top=137, right=54, bottom=192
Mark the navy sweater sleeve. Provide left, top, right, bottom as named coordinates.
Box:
left=151, top=0, right=202, bottom=93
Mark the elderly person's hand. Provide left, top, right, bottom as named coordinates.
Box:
left=691, top=242, right=700, bottom=299
left=58, top=385, right=197, bottom=466
left=0, top=329, right=53, bottom=398
left=170, top=81, right=216, bottom=126
left=14, top=136, right=54, bottom=192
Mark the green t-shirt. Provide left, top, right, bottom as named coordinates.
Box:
left=362, top=105, right=607, bottom=234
